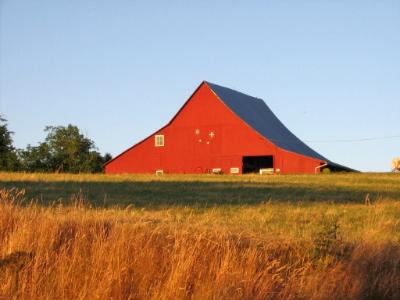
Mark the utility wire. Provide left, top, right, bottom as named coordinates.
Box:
left=305, top=134, right=400, bottom=143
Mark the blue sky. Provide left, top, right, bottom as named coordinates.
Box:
left=1, top=0, right=399, bottom=172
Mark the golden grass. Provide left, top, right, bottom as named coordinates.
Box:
left=1, top=179, right=400, bottom=299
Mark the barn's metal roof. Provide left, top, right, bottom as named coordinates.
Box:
left=206, top=81, right=354, bottom=171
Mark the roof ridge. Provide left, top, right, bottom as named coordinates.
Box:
left=205, top=81, right=263, bottom=102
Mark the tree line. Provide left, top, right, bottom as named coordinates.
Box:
left=0, top=115, right=111, bottom=173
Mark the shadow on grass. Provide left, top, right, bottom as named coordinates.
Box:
left=1, top=179, right=399, bottom=208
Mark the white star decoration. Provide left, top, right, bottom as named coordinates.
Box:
left=209, top=131, right=215, bottom=138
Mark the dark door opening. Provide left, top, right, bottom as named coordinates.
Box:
left=242, top=156, right=274, bottom=174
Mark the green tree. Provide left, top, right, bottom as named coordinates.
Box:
left=19, top=124, right=111, bottom=173
left=18, top=143, right=52, bottom=172
left=0, top=115, right=20, bottom=171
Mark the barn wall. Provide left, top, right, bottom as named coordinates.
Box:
left=105, top=83, right=322, bottom=174
left=275, top=150, right=322, bottom=174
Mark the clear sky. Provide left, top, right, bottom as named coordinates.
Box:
left=1, top=0, right=399, bottom=172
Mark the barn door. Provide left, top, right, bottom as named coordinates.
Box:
left=242, top=156, right=274, bottom=174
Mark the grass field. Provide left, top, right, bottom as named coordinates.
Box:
left=1, top=172, right=400, bottom=299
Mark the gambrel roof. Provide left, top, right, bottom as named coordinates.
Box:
left=206, top=81, right=354, bottom=172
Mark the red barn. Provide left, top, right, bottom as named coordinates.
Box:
left=105, top=81, right=353, bottom=174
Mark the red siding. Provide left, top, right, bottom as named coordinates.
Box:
left=105, top=83, right=323, bottom=174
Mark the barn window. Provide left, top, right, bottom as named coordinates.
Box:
left=155, top=135, right=164, bottom=147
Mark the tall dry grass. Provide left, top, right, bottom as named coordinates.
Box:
left=1, top=188, right=400, bottom=299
